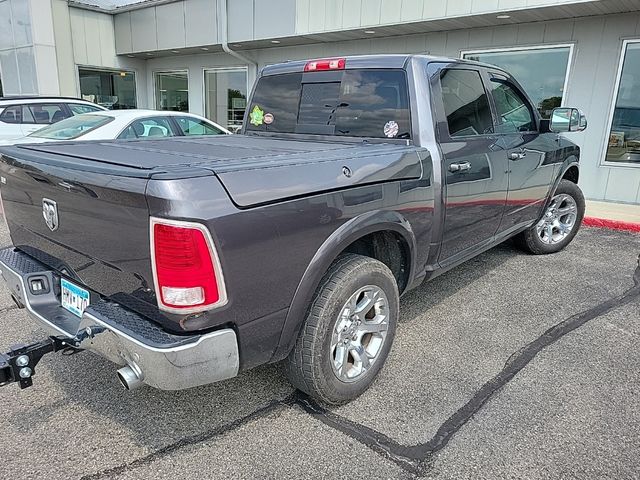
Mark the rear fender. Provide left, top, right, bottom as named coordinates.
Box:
left=270, top=209, right=417, bottom=362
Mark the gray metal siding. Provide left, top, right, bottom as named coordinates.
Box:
left=254, top=0, right=296, bottom=39
left=130, top=7, right=157, bottom=52
left=185, top=0, right=218, bottom=47
left=156, top=1, right=185, bottom=50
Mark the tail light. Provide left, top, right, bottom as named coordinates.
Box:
left=150, top=217, right=227, bottom=314
left=304, top=57, right=346, bottom=72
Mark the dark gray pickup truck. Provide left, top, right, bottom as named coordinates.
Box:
left=0, top=55, right=586, bottom=404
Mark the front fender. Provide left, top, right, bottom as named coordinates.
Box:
left=270, top=209, right=418, bottom=362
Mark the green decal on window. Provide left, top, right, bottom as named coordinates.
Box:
left=249, top=105, right=265, bottom=126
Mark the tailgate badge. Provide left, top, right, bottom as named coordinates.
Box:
left=42, top=198, right=59, bottom=232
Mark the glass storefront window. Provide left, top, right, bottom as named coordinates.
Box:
left=204, top=68, right=247, bottom=133
left=463, top=46, right=572, bottom=119
left=605, top=42, right=640, bottom=165
left=155, top=71, right=189, bottom=112
left=78, top=68, right=137, bottom=109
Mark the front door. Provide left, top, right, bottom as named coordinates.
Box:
left=487, top=75, right=557, bottom=234
left=435, top=67, right=509, bottom=264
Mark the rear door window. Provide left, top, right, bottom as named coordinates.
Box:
left=118, top=117, right=174, bottom=139
left=439, top=69, right=493, bottom=137
left=246, top=69, right=411, bottom=139
left=26, top=104, right=68, bottom=124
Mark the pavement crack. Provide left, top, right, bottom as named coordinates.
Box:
left=79, top=394, right=297, bottom=480
left=296, top=257, right=640, bottom=476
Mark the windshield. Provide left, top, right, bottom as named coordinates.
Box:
left=246, top=69, right=411, bottom=139
left=29, top=114, right=113, bottom=140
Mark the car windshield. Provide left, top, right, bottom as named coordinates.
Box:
left=29, top=114, right=113, bottom=140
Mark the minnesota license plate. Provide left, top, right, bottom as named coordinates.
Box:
left=61, top=278, right=90, bottom=317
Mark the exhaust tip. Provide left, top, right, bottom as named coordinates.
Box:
left=117, top=364, right=143, bottom=391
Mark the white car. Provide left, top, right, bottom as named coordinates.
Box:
left=0, top=97, right=106, bottom=141
left=0, top=110, right=231, bottom=145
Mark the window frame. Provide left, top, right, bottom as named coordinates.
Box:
left=433, top=66, right=498, bottom=142
left=460, top=44, right=575, bottom=119
left=153, top=69, right=190, bottom=113
left=202, top=66, right=249, bottom=132
left=601, top=38, right=640, bottom=168
left=76, top=65, right=139, bottom=110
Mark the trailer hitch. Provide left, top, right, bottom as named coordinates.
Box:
left=0, top=335, right=84, bottom=389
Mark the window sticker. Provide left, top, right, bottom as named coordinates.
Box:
left=264, top=113, right=274, bottom=125
left=249, top=105, right=265, bottom=126
left=383, top=120, right=399, bottom=138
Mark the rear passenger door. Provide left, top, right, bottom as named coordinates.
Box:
left=433, top=67, right=509, bottom=264
left=487, top=74, right=557, bottom=234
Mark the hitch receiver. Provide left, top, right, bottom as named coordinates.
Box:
left=0, top=336, right=82, bottom=389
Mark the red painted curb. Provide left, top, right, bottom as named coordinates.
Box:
left=583, top=216, right=640, bottom=233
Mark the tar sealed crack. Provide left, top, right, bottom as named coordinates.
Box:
left=296, top=257, right=640, bottom=476
left=81, top=258, right=640, bottom=479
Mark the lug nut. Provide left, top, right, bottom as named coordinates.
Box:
left=19, top=367, right=32, bottom=378
left=16, top=355, right=29, bottom=367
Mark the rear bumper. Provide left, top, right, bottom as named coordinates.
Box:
left=0, top=247, right=239, bottom=390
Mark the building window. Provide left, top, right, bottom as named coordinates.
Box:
left=605, top=41, right=640, bottom=165
left=204, top=68, right=247, bottom=133
left=78, top=68, right=137, bottom=109
left=463, top=46, right=572, bottom=119
left=155, top=71, right=189, bottom=112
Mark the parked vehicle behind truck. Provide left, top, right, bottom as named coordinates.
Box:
left=0, top=55, right=586, bottom=404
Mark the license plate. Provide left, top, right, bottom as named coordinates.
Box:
left=60, top=278, right=90, bottom=317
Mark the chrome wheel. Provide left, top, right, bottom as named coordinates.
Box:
left=536, top=193, right=578, bottom=244
left=330, top=285, right=390, bottom=383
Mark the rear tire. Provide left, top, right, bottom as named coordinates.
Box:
left=284, top=254, right=399, bottom=405
left=515, top=179, right=585, bottom=255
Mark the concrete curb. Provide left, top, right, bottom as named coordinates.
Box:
left=583, top=216, right=640, bottom=234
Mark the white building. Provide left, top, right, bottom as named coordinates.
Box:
left=1, top=0, right=640, bottom=205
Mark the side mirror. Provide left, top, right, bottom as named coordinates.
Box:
left=549, top=107, right=587, bottom=133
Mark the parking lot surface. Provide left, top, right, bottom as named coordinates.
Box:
left=0, top=222, right=638, bottom=479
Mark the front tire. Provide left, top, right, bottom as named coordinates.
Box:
left=516, top=179, right=585, bottom=254
left=284, top=254, right=399, bottom=405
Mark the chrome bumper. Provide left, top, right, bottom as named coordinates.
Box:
left=0, top=247, right=239, bottom=390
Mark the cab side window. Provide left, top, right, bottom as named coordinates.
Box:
left=440, top=69, right=493, bottom=137
left=490, top=80, right=536, bottom=133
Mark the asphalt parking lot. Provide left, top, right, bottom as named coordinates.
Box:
left=0, top=222, right=638, bottom=479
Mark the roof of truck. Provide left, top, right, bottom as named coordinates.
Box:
left=261, top=53, right=508, bottom=76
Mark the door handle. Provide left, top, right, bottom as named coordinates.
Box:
left=449, top=161, right=471, bottom=173
left=508, top=151, right=527, bottom=161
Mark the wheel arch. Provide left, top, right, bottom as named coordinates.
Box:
left=270, top=210, right=417, bottom=362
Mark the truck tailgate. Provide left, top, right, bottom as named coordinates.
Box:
left=0, top=145, right=155, bottom=306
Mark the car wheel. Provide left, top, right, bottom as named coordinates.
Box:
left=284, top=254, right=399, bottom=405
left=515, top=179, right=585, bottom=255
